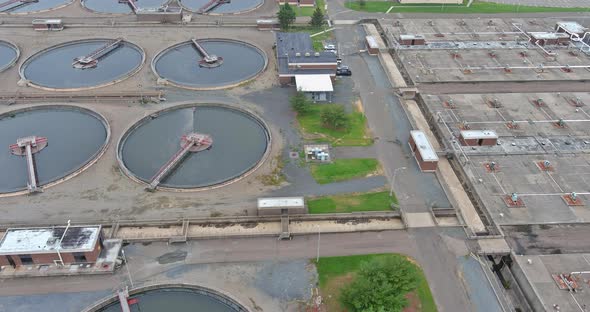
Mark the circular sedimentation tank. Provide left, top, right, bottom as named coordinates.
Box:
left=0, top=40, right=19, bottom=72
left=0, top=105, right=109, bottom=195
left=85, top=284, right=249, bottom=312
left=81, top=0, right=167, bottom=14
left=0, top=0, right=72, bottom=14
left=152, top=39, right=266, bottom=90
left=118, top=104, right=270, bottom=190
left=20, top=38, right=144, bottom=90
left=180, top=0, right=262, bottom=14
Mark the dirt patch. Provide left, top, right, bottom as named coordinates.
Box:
left=403, top=291, right=421, bottom=312
left=320, top=273, right=355, bottom=312
left=156, top=250, right=187, bottom=264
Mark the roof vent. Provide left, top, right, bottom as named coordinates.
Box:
left=304, top=52, right=311, bottom=57
left=295, top=52, right=301, bottom=57
left=314, top=52, right=320, bottom=57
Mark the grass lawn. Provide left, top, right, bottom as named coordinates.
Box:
left=345, top=0, right=588, bottom=13
left=286, top=0, right=326, bottom=16
left=310, top=158, right=379, bottom=184
left=316, top=254, right=437, bottom=312
left=308, top=191, right=396, bottom=213
left=297, top=105, right=373, bottom=146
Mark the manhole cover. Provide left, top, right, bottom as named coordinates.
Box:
left=289, top=152, right=299, bottom=159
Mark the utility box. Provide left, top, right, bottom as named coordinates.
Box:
left=257, top=197, right=306, bottom=216
left=459, top=130, right=498, bottom=146
left=409, top=130, right=439, bottom=172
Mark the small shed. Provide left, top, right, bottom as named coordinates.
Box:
left=365, top=36, right=380, bottom=55
left=399, top=34, right=425, bottom=46
left=257, top=197, right=306, bottom=216
left=409, top=130, right=438, bottom=172
left=459, top=130, right=498, bottom=146
left=295, top=74, right=333, bottom=102
left=32, top=19, right=63, bottom=31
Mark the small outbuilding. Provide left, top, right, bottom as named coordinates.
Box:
left=0, top=225, right=103, bottom=268
left=409, top=130, right=439, bottom=172
left=459, top=130, right=498, bottom=146
left=257, top=197, right=307, bottom=216
left=32, top=19, right=63, bottom=31
left=365, top=36, right=380, bottom=55
left=399, top=34, right=426, bottom=46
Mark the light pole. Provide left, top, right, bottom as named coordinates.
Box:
left=121, top=249, right=134, bottom=288
left=316, top=225, right=321, bottom=263
left=56, top=219, right=71, bottom=266
left=390, top=167, right=407, bottom=197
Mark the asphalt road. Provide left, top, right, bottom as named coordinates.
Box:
left=0, top=228, right=500, bottom=312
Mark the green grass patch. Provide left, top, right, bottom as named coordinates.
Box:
left=310, top=158, right=379, bottom=184
left=316, top=254, right=437, bottom=312
left=308, top=191, right=396, bottom=214
left=297, top=105, right=373, bottom=146
left=345, top=0, right=588, bottom=13
left=289, top=0, right=325, bottom=16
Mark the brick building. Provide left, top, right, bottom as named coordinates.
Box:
left=275, top=32, right=337, bottom=101
left=409, top=130, right=439, bottom=172
left=0, top=225, right=103, bottom=268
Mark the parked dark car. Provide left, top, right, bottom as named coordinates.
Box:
left=336, top=66, right=352, bottom=76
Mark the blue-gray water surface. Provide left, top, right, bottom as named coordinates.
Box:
left=82, top=0, right=167, bottom=13
left=154, top=40, right=265, bottom=88
left=0, top=41, right=17, bottom=71
left=121, top=106, right=268, bottom=188
left=180, top=0, right=262, bottom=13
left=1, top=0, right=71, bottom=13
left=0, top=108, right=107, bottom=193
left=23, top=40, right=142, bottom=89
left=99, top=288, right=237, bottom=312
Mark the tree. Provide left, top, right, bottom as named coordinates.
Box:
left=320, top=104, right=349, bottom=130
left=290, top=90, right=312, bottom=114
left=359, top=0, right=366, bottom=8
left=277, top=3, right=296, bottom=30
left=340, top=257, right=419, bottom=312
left=309, top=6, right=326, bottom=28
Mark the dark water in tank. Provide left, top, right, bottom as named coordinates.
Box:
left=98, top=288, right=238, bottom=312
left=121, top=106, right=268, bottom=188
left=154, top=40, right=265, bottom=88
left=0, top=42, right=17, bottom=71
left=0, top=108, right=107, bottom=193
left=180, top=0, right=262, bottom=13
left=1, top=0, right=71, bottom=13
left=23, top=40, right=143, bottom=89
left=82, top=0, right=167, bottom=14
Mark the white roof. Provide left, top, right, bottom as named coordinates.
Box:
left=410, top=130, right=438, bottom=162
left=366, top=36, right=379, bottom=49
left=400, top=34, right=424, bottom=40
left=529, top=32, right=568, bottom=40
left=258, top=197, right=305, bottom=209
left=460, top=130, right=498, bottom=139
left=32, top=19, right=62, bottom=24
left=557, top=22, right=587, bottom=34
left=295, top=75, right=334, bottom=92
left=0, top=226, right=101, bottom=255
